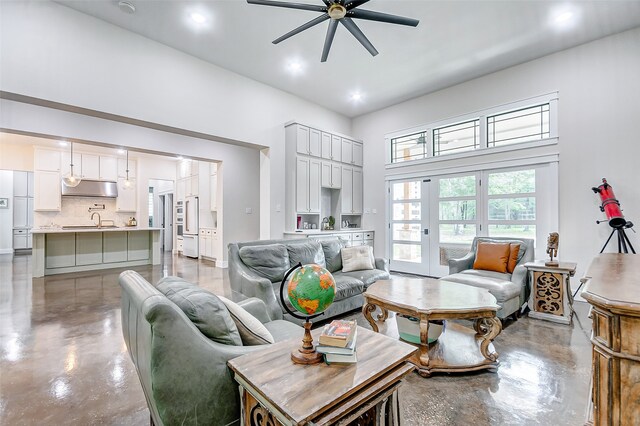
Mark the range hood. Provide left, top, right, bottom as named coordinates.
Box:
left=61, top=179, right=118, bottom=198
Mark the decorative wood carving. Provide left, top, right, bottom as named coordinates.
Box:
left=533, top=271, right=564, bottom=316
left=525, top=261, right=577, bottom=325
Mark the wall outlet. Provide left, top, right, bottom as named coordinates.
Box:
left=276, top=203, right=281, bottom=212
left=364, top=208, right=371, bottom=214
left=372, top=209, right=377, bottom=214
left=245, top=208, right=252, bottom=214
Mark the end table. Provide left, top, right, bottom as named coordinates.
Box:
left=525, top=260, right=577, bottom=325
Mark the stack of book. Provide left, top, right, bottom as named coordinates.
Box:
left=316, top=320, right=357, bottom=364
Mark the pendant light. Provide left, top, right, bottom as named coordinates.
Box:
left=62, top=142, right=82, bottom=187
left=122, top=150, right=133, bottom=190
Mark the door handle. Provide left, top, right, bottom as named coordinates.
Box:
left=423, top=229, right=429, bottom=235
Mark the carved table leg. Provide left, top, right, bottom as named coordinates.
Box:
left=377, top=307, right=389, bottom=322
left=417, top=318, right=431, bottom=377
left=362, top=302, right=380, bottom=333
left=474, top=318, right=502, bottom=362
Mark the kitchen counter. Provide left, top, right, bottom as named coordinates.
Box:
left=284, top=229, right=373, bottom=235
left=32, top=226, right=164, bottom=234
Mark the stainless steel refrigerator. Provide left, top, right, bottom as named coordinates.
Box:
left=183, top=195, right=199, bottom=258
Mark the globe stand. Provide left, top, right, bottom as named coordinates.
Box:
left=290, top=320, right=323, bottom=365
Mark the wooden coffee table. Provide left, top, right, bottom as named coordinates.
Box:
left=363, top=278, right=502, bottom=377
left=228, top=326, right=416, bottom=426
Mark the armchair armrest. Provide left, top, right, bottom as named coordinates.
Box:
left=374, top=258, right=389, bottom=272
left=448, top=252, right=475, bottom=274
left=511, top=264, right=530, bottom=304
left=238, top=297, right=272, bottom=324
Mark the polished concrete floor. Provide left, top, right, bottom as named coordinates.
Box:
left=0, top=253, right=592, bottom=425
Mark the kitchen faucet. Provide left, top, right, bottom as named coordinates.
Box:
left=91, top=212, right=101, bottom=228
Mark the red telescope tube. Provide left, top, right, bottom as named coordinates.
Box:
left=592, top=178, right=626, bottom=228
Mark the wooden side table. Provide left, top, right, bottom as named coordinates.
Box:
left=524, top=260, right=577, bottom=325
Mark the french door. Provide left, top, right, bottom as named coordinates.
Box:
left=388, top=179, right=431, bottom=275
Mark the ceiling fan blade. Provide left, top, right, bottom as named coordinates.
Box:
left=321, top=19, right=339, bottom=62
left=273, top=13, right=330, bottom=44
left=345, top=0, right=370, bottom=10
left=348, top=8, right=419, bottom=27
left=247, top=0, right=327, bottom=13
left=320, top=0, right=331, bottom=5
left=340, top=17, right=378, bottom=57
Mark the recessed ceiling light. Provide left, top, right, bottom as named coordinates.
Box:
left=190, top=12, right=206, bottom=24
left=289, top=61, right=302, bottom=72
left=118, top=1, right=136, bottom=14
left=58, top=141, right=68, bottom=147
left=555, top=11, right=573, bottom=23
left=550, top=6, right=577, bottom=29
left=350, top=92, right=363, bottom=102
left=117, top=149, right=126, bottom=155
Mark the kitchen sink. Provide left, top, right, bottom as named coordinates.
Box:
left=61, top=225, right=119, bottom=229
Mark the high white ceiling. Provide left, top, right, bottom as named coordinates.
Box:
left=56, top=0, right=640, bottom=118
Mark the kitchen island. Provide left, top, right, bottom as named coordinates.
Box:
left=31, top=227, right=163, bottom=277
left=283, top=229, right=374, bottom=248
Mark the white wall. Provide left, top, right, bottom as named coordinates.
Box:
left=0, top=142, right=34, bottom=172
left=0, top=171, right=14, bottom=254
left=353, top=27, right=640, bottom=279
left=0, top=0, right=352, bottom=240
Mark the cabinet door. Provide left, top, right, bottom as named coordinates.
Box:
left=208, top=235, right=215, bottom=259
left=27, top=172, right=34, bottom=198
left=331, top=136, right=342, bottom=162
left=296, top=158, right=309, bottom=212
left=190, top=175, right=199, bottom=196
left=13, top=235, right=27, bottom=250
left=13, top=171, right=28, bottom=197
left=296, top=125, right=310, bottom=155
left=118, top=158, right=137, bottom=178
left=81, top=154, right=100, bottom=179
left=45, top=233, right=76, bottom=268
left=332, top=164, right=342, bottom=189
left=27, top=198, right=34, bottom=228
left=116, top=178, right=137, bottom=212
left=176, top=179, right=186, bottom=202
left=99, top=156, right=118, bottom=181
left=34, top=150, right=61, bottom=172
left=341, top=139, right=353, bottom=165
left=76, top=232, right=103, bottom=266
left=342, top=166, right=353, bottom=214
left=61, top=152, right=82, bottom=177
left=103, top=232, right=128, bottom=263
left=34, top=171, right=61, bottom=211
left=199, top=236, right=207, bottom=257
left=309, top=159, right=321, bottom=213
left=321, top=162, right=332, bottom=188
left=353, top=168, right=363, bottom=213
left=128, top=232, right=150, bottom=261
left=210, top=174, right=218, bottom=211
left=309, top=128, right=321, bottom=157
left=321, top=132, right=332, bottom=160
left=353, top=142, right=363, bottom=167
left=13, top=198, right=28, bottom=228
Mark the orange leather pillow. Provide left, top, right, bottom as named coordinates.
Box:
left=473, top=242, right=510, bottom=273
left=507, top=243, right=520, bottom=273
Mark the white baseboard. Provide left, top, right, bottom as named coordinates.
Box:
left=0, top=248, right=14, bottom=255
left=217, top=260, right=229, bottom=268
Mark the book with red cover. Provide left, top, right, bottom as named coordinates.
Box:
left=318, top=320, right=357, bottom=347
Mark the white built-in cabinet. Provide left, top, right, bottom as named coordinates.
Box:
left=176, top=160, right=199, bottom=201
left=296, top=157, right=321, bottom=213
left=99, top=156, right=118, bottom=181
left=296, top=125, right=322, bottom=157
left=116, top=178, right=137, bottom=212
left=321, top=162, right=342, bottom=189
left=199, top=228, right=220, bottom=260
left=210, top=164, right=218, bottom=211
left=341, top=139, right=363, bottom=167
left=341, top=166, right=363, bottom=214
left=34, top=149, right=61, bottom=172
left=81, top=154, right=100, bottom=180
left=34, top=170, right=61, bottom=211
left=118, top=158, right=137, bottom=177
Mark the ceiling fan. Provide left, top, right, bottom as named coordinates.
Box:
left=247, top=0, right=420, bottom=62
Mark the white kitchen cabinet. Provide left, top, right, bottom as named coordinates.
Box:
left=353, top=168, right=363, bottom=213
left=61, top=152, right=82, bottom=177
left=321, top=162, right=341, bottom=189
left=341, top=139, right=353, bottom=165
left=296, top=125, right=310, bottom=156
left=309, top=128, right=321, bottom=157
left=13, top=198, right=28, bottom=228
left=331, top=135, right=342, bottom=162
left=189, top=175, right=199, bottom=196
left=34, top=149, right=61, bottom=172
left=81, top=154, right=100, bottom=180
left=13, top=171, right=28, bottom=197
left=27, top=198, right=34, bottom=228
left=210, top=173, right=218, bottom=211
left=45, top=234, right=76, bottom=268
left=178, top=160, right=192, bottom=179
left=309, top=159, right=321, bottom=212
left=199, top=229, right=219, bottom=260
left=34, top=171, right=61, bottom=211
left=116, top=178, right=137, bottom=212
left=13, top=229, right=28, bottom=250
left=128, top=232, right=150, bottom=261
left=321, top=132, right=331, bottom=160
left=99, top=156, right=118, bottom=181
left=296, top=157, right=309, bottom=212
left=103, top=232, right=128, bottom=263
left=76, top=233, right=103, bottom=266
left=353, top=142, right=363, bottom=167
left=321, top=162, right=331, bottom=188
left=176, top=178, right=186, bottom=202
left=342, top=166, right=353, bottom=214
left=118, top=158, right=137, bottom=178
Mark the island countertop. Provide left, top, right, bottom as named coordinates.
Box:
left=31, top=226, right=164, bottom=234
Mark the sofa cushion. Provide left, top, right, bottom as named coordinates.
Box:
left=218, top=296, right=275, bottom=345
left=341, top=246, right=374, bottom=272
left=320, top=239, right=345, bottom=273
left=157, top=278, right=242, bottom=346
left=473, top=242, right=510, bottom=273
left=341, top=269, right=390, bottom=287
left=459, top=269, right=512, bottom=281
left=263, top=320, right=304, bottom=342
left=507, top=243, right=520, bottom=273
left=476, top=238, right=526, bottom=264
left=331, top=273, right=365, bottom=301
left=239, top=243, right=290, bottom=282
left=440, top=273, right=521, bottom=303
left=287, top=241, right=326, bottom=268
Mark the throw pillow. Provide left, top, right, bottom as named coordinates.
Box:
left=239, top=243, right=290, bottom=282
left=287, top=241, right=326, bottom=268
left=473, top=242, right=511, bottom=273
left=341, top=245, right=375, bottom=272
left=157, top=278, right=242, bottom=346
left=218, top=296, right=275, bottom=346
left=320, top=239, right=345, bottom=273
left=507, top=243, right=521, bottom=273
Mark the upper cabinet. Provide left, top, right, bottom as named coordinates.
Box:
left=295, top=125, right=321, bottom=157
left=34, top=149, right=61, bottom=172
left=99, top=156, right=118, bottom=181
left=118, top=158, right=137, bottom=178
left=81, top=154, right=100, bottom=180
left=13, top=171, right=33, bottom=197
left=341, top=139, right=363, bottom=167
left=34, top=171, right=61, bottom=211
left=352, top=142, right=363, bottom=167
left=61, top=152, right=82, bottom=177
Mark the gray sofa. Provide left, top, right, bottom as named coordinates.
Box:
left=228, top=238, right=390, bottom=324
left=119, top=270, right=302, bottom=426
left=440, top=237, right=534, bottom=319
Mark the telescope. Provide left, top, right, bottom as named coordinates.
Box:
left=592, top=178, right=635, bottom=254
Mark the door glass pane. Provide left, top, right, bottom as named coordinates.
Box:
left=488, top=170, right=535, bottom=195
left=393, top=181, right=421, bottom=200
left=488, top=224, right=536, bottom=241
left=439, top=176, right=476, bottom=198
left=439, top=200, right=476, bottom=221
left=392, top=243, right=421, bottom=263
left=393, top=202, right=421, bottom=221
left=439, top=224, right=476, bottom=244
left=488, top=198, right=535, bottom=220
left=393, top=224, right=421, bottom=242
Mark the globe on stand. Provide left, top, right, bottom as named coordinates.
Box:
left=279, top=262, right=336, bottom=364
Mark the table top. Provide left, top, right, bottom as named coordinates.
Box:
left=227, top=326, right=415, bottom=425
left=365, top=278, right=499, bottom=315
left=582, top=254, right=640, bottom=313
left=524, top=260, right=578, bottom=273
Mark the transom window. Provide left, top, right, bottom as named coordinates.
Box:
left=487, top=104, right=549, bottom=147
left=390, top=132, right=427, bottom=163
left=433, top=119, right=479, bottom=156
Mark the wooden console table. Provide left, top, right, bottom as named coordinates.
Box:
left=228, top=326, right=415, bottom=426
left=524, top=260, right=577, bottom=324
left=582, top=254, right=640, bottom=425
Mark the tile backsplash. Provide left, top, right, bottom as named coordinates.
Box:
left=34, top=197, right=135, bottom=227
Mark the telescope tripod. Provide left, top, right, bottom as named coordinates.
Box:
left=599, top=222, right=636, bottom=254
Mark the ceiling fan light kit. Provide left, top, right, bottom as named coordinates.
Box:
left=247, top=0, right=419, bottom=62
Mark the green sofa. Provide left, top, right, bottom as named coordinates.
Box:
left=119, top=270, right=302, bottom=426
left=228, top=238, right=390, bottom=324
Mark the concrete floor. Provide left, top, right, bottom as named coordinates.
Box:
left=0, top=252, right=592, bottom=425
